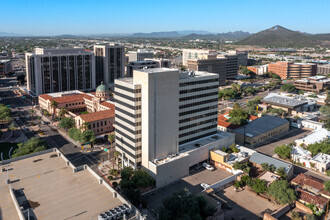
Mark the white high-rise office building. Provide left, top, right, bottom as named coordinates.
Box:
left=26, top=48, right=95, bottom=95
left=94, top=45, right=125, bottom=86
left=114, top=68, right=234, bottom=187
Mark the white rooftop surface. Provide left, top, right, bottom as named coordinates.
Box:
left=0, top=152, right=123, bottom=220
left=312, top=153, right=330, bottom=165
left=263, top=93, right=307, bottom=107
left=296, top=128, right=330, bottom=145
left=46, top=90, right=85, bottom=98
left=291, top=146, right=312, bottom=159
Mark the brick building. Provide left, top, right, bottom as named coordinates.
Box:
left=268, top=61, right=317, bottom=79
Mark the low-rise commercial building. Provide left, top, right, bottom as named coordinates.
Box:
left=250, top=152, right=294, bottom=179
left=262, top=93, right=317, bottom=114
left=247, top=65, right=268, bottom=75
left=268, top=61, right=317, bottom=79
left=293, top=76, right=330, bottom=92
left=128, top=49, right=154, bottom=62
left=217, top=112, right=258, bottom=132
left=317, top=64, right=330, bottom=75
left=232, top=116, right=289, bottom=147
left=0, top=60, right=11, bottom=75
left=295, top=128, right=330, bottom=146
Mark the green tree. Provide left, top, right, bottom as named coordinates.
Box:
left=12, top=137, right=47, bottom=158
left=80, top=129, right=95, bottom=143
left=81, top=121, right=90, bottom=131
left=158, top=190, right=216, bottom=220
left=281, top=84, right=296, bottom=93
left=268, top=180, right=297, bottom=204
left=218, top=88, right=237, bottom=100
left=307, top=139, right=330, bottom=156
left=242, top=86, right=256, bottom=95
left=324, top=180, right=330, bottom=192
left=121, top=167, right=134, bottom=180
left=249, top=179, right=268, bottom=194
left=58, top=108, right=68, bottom=118
left=8, top=123, right=18, bottom=137
left=58, top=117, right=75, bottom=130
left=17, top=74, right=26, bottom=85
left=228, top=106, right=248, bottom=126
left=276, top=167, right=287, bottom=179
left=0, top=104, right=11, bottom=122
left=68, top=127, right=82, bottom=142
left=274, top=144, right=292, bottom=159
left=50, top=100, right=58, bottom=116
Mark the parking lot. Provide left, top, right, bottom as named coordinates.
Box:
left=255, top=127, right=311, bottom=156
left=143, top=167, right=233, bottom=212
left=217, top=186, right=282, bottom=220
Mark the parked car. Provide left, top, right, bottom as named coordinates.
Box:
left=200, top=183, right=210, bottom=190
left=203, top=162, right=214, bottom=171
left=42, top=121, right=50, bottom=125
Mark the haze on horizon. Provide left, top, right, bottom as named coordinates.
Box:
left=2, top=0, right=330, bottom=36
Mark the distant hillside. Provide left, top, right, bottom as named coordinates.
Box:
left=181, top=31, right=250, bottom=40
left=237, top=25, right=319, bottom=47
left=130, top=31, right=182, bottom=38
left=313, top=33, right=330, bottom=41
left=0, top=31, right=22, bottom=37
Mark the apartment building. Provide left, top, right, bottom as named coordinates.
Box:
left=26, top=48, right=95, bottom=95
left=128, top=49, right=154, bottom=62
left=94, top=45, right=125, bottom=86
left=247, top=65, right=268, bottom=75
left=114, top=68, right=232, bottom=186
left=268, top=61, right=317, bottom=79
left=293, top=76, right=330, bottom=92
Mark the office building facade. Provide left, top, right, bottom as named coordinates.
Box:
left=126, top=59, right=171, bottom=77
left=128, top=49, right=154, bottom=62
left=317, top=64, right=330, bottom=75
left=0, top=60, right=11, bottom=75
left=114, top=68, right=219, bottom=170
left=182, top=49, right=217, bottom=66
left=94, top=45, right=125, bottom=86
left=268, top=61, right=317, bottom=79
left=26, top=48, right=95, bottom=95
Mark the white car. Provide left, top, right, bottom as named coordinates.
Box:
left=200, top=183, right=210, bottom=190
left=203, top=162, right=214, bottom=171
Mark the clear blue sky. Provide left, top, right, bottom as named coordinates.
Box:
left=2, top=0, right=330, bottom=35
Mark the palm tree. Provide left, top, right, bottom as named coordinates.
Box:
left=114, top=151, right=120, bottom=169
left=58, top=108, right=68, bottom=119
left=108, top=133, right=115, bottom=168
left=30, top=109, right=35, bottom=120
left=81, top=121, right=90, bottom=131
left=50, top=101, right=58, bottom=116
left=37, top=116, right=41, bottom=129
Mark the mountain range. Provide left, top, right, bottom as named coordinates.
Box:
left=237, top=25, right=330, bottom=47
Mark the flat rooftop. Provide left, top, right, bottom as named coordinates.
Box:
left=262, top=94, right=308, bottom=108
left=0, top=152, right=123, bottom=220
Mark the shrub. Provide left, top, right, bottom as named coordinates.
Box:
left=107, top=176, right=113, bottom=181
left=110, top=169, right=119, bottom=176
left=112, top=182, right=118, bottom=187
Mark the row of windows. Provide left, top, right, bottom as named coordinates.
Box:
left=179, top=131, right=217, bottom=145
left=116, top=98, right=141, bottom=110
left=179, top=98, right=218, bottom=109
left=116, top=143, right=141, bottom=159
left=115, top=136, right=141, bottom=151
left=179, top=111, right=218, bottom=124
left=179, top=105, right=217, bottom=116
left=179, top=85, right=218, bottom=94
left=116, top=121, right=141, bottom=135
left=115, top=91, right=141, bottom=102
left=179, top=78, right=218, bottom=87
left=116, top=106, right=141, bottom=119
left=179, top=91, right=218, bottom=102
left=116, top=128, right=141, bottom=143
left=115, top=84, right=141, bottom=94
left=179, top=118, right=217, bottom=131
left=179, top=125, right=215, bottom=138
left=92, top=120, right=108, bottom=128
left=66, top=102, right=83, bottom=107
left=116, top=113, right=141, bottom=127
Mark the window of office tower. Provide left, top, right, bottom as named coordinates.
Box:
left=52, top=56, right=59, bottom=92
left=85, top=55, right=91, bottom=89
left=69, top=56, right=75, bottom=90
left=42, top=57, right=51, bottom=93
left=61, top=56, right=67, bottom=91
left=77, top=55, right=83, bottom=90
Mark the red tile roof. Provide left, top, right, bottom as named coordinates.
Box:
left=291, top=173, right=324, bottom=191
left=298, top=188, right=328, bottom=208
left=217, top=112, right=257, bottom=129
left=100, top=101, right=114, bottom=109
left=38, top=93, right=86, bottom=104
left=78, top=109, right=115, bottom=122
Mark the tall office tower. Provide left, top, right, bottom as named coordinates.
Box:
left=218, top=54, right=238, bottom=79
left=94, top=45, right=125, bottom=86
left=26, top=48, right=95, bottom=95
left=227, top=50, right=248, bottom=66
left=114, top=68, right=219, bottom=171
left=128, top=49, right=154, bottom=62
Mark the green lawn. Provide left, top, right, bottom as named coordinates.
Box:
left=0, top=142, right=19, bottom=160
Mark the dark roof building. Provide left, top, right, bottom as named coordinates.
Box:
left=232, top=116, right=289, bottom=147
